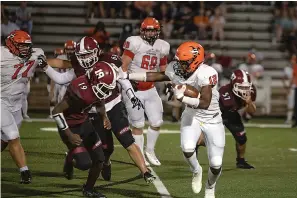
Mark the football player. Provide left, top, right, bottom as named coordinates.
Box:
left=49, top=41, right=76, bottom=117
left=119, top=17, right=170, bottom=166
left=1, top=30, right=46, bottom=184
left=218, top=69, right=256, bottom=169
left=51, top=62, right=113, bottom=197
left=39, top=36, right=155, bottom=183
left=126, top=41, right=225, bottom=198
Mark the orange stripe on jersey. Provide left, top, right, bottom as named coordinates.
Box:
left=123, top=50, right=135, bottom=59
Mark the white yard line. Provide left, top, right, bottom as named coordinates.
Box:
left=289, top=148, right=297, bottom=152
left=149, top=168, right=172, bottom=198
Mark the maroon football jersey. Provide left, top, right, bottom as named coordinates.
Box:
left=219, top=83, right=256, bottom=112
left=63, top=75, right=102, bottom=127
left=70, top=52, right=121, bottom=104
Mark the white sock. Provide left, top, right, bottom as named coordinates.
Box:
left=50, top=106, right=54, bottom=116
left=207, top=167, right=222, bottom=188
left=287, top=111, right=293, bottom=122
left=146, top=127, right=160, bottom=153
left=184, top=152, right=200, bottom=173
left=132, top=134, right=144, bottom=155
left=20, top=166, right=29, bottom=172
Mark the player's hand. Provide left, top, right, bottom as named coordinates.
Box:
left=173, top=84, right=186, bottom=100
left=131, top=96, right=144, bottom=110
left=103, top=115, right=111, bottom=130
left=164, top=83, right=174, bottom=101
left=68, top=133, right=82, bottom=146
left=37, top=54, right=48, bottom=69
left=244, top=95, right=252, bottom=105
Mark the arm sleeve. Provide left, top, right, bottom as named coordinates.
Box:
left=117, top=78, right=136, bottom=99
left=45, top=66, right=76, bottom=85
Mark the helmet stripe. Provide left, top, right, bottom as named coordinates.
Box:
left=241, top=69, right=248, bottom=82
left=80, top=37, right=86, bottom=52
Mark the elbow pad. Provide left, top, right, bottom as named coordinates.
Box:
left=53, top=113, right=69, bottom=130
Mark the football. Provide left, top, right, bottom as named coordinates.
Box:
left=174, top=84, right=200, bottom=98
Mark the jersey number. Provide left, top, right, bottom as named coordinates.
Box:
left=78, top=82, right=87, bottom=90
left=12, top=60, right=35, bottom=79
left=209, top=74, right=217, bottom=85
left=141, top=55, right=157, bottom=70
left=222, top=92, right=231, bottom=100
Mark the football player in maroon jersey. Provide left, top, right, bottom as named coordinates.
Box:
left=51, top=62, right=115, bottom=197
left=40, top=36, right=155, bottom=183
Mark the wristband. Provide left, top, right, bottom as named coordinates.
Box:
left=53, top=113, right=69, bottom=130
left=128, top=73, right=147, bottom=82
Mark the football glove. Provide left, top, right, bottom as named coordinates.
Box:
left=37, top=54, right=48, bottom=69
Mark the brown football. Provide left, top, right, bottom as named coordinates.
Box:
left=174, top=84, right=200, bottom=98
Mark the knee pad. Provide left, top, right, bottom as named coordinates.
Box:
left=210, top=156, right=222, bottom=169
left=131, top=121, right=145, bottom=129
left=181, top=141, right=196, bottom=153
left=236, top=132, right=247, bottom=145
left=183, top=151, right=195, bottom=158
left=149, top=120, right=163, bottom=128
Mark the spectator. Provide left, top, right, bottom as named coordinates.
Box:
left=193, top=8, right=210, bottom=40
left=122, top=6, right=132, bottom=19
left=175, top=4, right=195, bottom=39
left=154, top=2, right=173, bottom=39
left=1, top=15, right=20, bottom=41
left=275, top=10, right=293, bottom=42
left=15, top=1, right=33, bottom=34
left=133, top=1, right=154, bottom=19
left=85, top=21, right=110, bottom=51
left=209, top=7, right=225, bottom=42
left=238, top=53, right=264, bottom=84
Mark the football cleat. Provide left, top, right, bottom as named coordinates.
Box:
left=82, top=184, right=106, bottom=198
left=20, top=170, right=32, bottom=184
left=236, top=158, right=255, bottom=169
left=192, top=166, right=203, bottom=194
left=101, top=163, right=111, bottom=181
left=63, top=152, right=74, bottom=180
left=145, top=151, right=161, bottom=166
left=143, top=171, right=156, bottom=184
left=204, top=186, right=215, bottom=198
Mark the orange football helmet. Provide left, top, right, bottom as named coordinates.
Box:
left=54, top=48, right=64, bottom=58
left=64, top=40, right=76, bottom=59
left=5, top=30, right=32, bottom=58
left=174, top=41, right=205, bottom=77
left=140, top=17, right=161, bottom=45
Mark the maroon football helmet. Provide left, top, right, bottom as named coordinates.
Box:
left=230, top=69, right=252, bottom=100
left=87, top=61, right=117, bottom=99
left=75, top=36, right=102, bottom=69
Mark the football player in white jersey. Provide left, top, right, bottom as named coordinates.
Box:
left=119, top=17, right=170, bottom=166
left=127, top=41, right=225, bottom=198
left=282, top=55, right=296, bottom=124
left=49, top=41, right=76, bottom=117
left=1, top=30, right=46, bottom=184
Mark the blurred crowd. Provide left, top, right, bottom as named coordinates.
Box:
left=86, top=1, right=226, bottom=41
left=272, top=1, right=297, bottom=56
left=1, top=2, right=33, bottom=43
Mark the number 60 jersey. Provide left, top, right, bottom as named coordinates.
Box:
left=1, top=46, right=44, bottom=112
left=165, top=61, right=222, bottom=124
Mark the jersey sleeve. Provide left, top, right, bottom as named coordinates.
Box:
left=198, top=66, right=218, bottom=87
left=165, top=62, right=177, bottom=81
left=122, top=36, right=141, bottom=59
left=45, top=66, right=76, bottom=84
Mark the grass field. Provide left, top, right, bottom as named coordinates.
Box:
left=1, top=121, right=297, bottom=198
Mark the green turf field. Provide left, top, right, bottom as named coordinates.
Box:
left=1, top=121, right=297, bottom=198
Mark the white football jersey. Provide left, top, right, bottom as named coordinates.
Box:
left=1, top=46, right=44, bottom=112
left=123, top=36, right=170, bottom=73
left=165, top=61, right=222, bottom=123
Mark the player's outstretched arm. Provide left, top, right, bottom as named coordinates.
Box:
left=44, top=66, right=76, bottom=85
left=244, top=96, right=257, bottom=114
left=47, top=58, right=72, bottom=69
left=119, top=54, right=133, bottom=79
left=52, top=99, right=82, bottom=146
left=128, top=72, right=170, bottom=82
